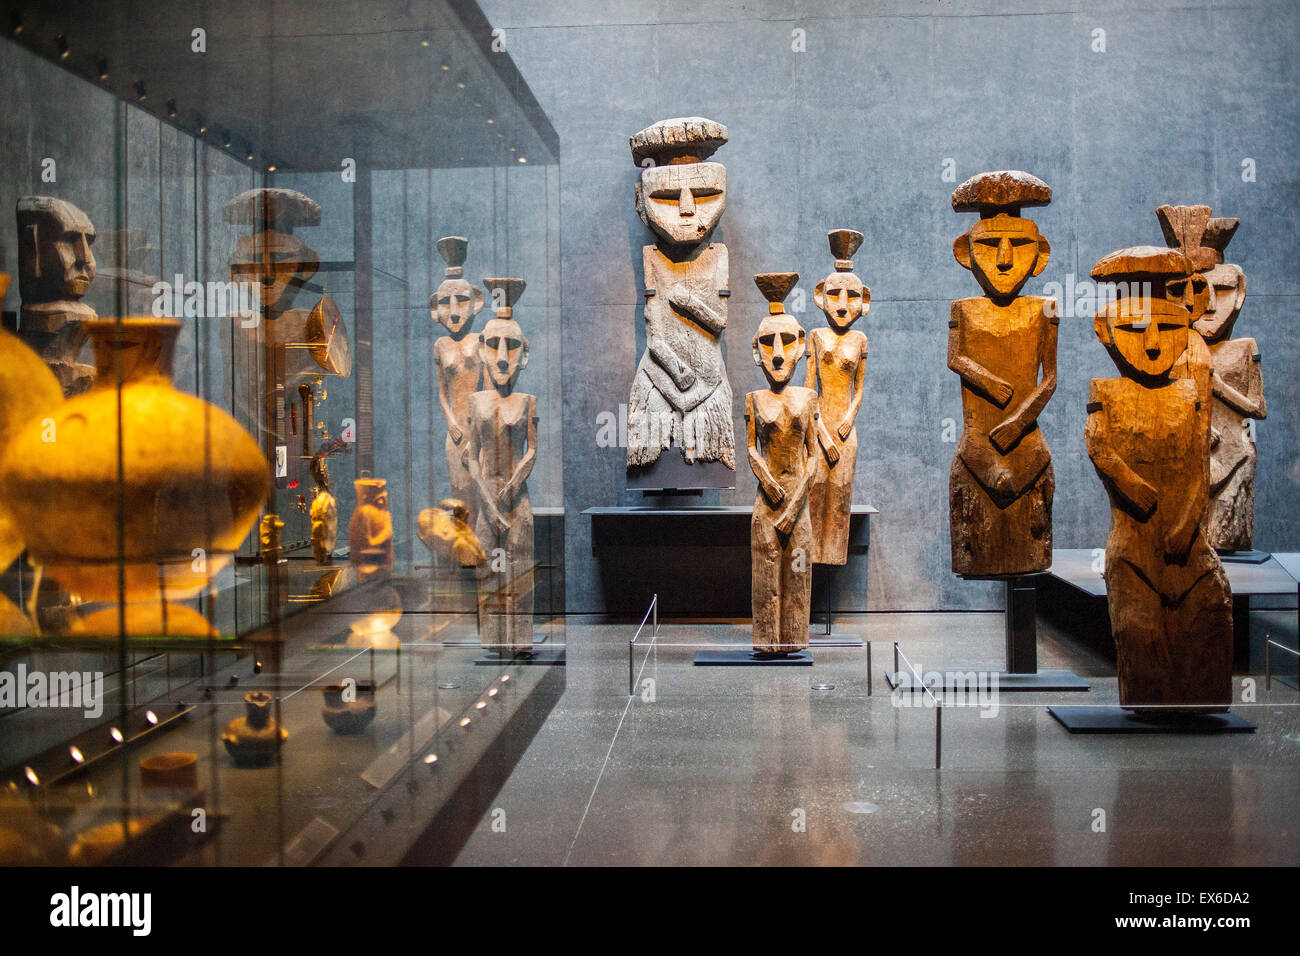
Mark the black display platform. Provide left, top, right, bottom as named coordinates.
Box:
left=1218, top=549, right=1272, bottom=565
left=473, top=643, right=565, bottom=666
left=885, top=668, right=1090, bottom=692
left=694, top=649, right=814, bottom=666
left=446, top=633, right=548, bottom=647
left=1048, top=706, right=1255, bottom=734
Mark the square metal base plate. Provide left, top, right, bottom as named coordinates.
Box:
left=809, top=633, right=864, bottom=648
left=884, top=669, right=1090, bottom=692
left=473, top=643, right=565, bottom=666
left=1048, top=706, right=1255, bottom=733
left=694, top=649, right=814, bottom=666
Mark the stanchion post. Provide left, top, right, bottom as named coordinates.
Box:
left=935, top=698, right=943, bottom=770
left=628, top=638, right=634, bottom=696
left=866, top=640, right=872, bottom=696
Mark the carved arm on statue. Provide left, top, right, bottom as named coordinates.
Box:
left=1163, top=492, right=1205, bottom=562
left=991, top=321, right=1057, bottom=453
left=948, top=313, right=1012, bottom=407
left=437, top=378, right=464, bottom=445
left=1085, top=397, right=1157, bottom=518
left=775, top=407, right=820, bottom=536
left=463, top=420, right=509, bottom=535
left=667, top=283, right=726, bottom=336
left=1212, top=366, right=1267, bottom=420
left=648, top=336, right=697, bottom=391
left=746, top=397, right=784, bottom=506
left=815, top=411, right=839, bottom=465
left=501, top=409, right=538, bottom=507
left=838, top=349, right=867, bottom=441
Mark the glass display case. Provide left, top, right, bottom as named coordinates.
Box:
left=0, top=0, right=563, bottom=865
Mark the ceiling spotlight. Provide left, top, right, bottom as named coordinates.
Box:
left=56, top=34, right=69, bottom=59
left=11, top=12, right=23, bottom=36
left=109, top=727, right=124, bottom=743
left=420, top=39, right=429, bottom=47
left=456, top=82, right=465, bottom=89
left=134, top=81, right=147, bottom=100
left=166, top=99, right=177, bottom=117
left=69, top=746, right=85, bottom=764
left=197, top=115, right=208, bottom=133
left=222, top=130, right=232, bottom=148
left=145, top=710, right=158, bottom=725
left=423, top=753, right=438, bottom=765
left=24, top=767, right=39, bottom=786
left=441, top=64, right=448, bottom=71
left=97, top=59, right=108, bottom=80
left=517, top=156, right=527, bottom=164
left=267, top=163, right=277, bottom=172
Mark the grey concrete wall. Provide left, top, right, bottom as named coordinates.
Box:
left=479, top=0, right=1300, bottom=612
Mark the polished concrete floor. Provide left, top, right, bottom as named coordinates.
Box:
left=453, top=610, right=1300, bottom=866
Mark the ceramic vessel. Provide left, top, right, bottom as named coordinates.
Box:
left=0, top=317, right=270, bottom=637
left=320, top=684, right=377, bottom=734
left=221, top=691, right=288, bottom=767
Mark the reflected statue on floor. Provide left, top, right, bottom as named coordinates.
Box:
left=626, top=117, right=735, bottom=473
left=1086, top=246, right=1232, bottom=711
left=16, top=196, right=97, bottom=395
left=431, top=236, right=486, bottom=528
left=948, top=171, right=1057, bottom=578
left=465, top=278, right=537, bottom=653
left=806, top=229, right=869, bottom=566
left=747, top=274, right=825, bottom=655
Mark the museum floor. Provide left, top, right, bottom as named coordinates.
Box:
left=452, top=609, right=1300, bottom=866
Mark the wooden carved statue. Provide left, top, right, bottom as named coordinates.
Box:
left=747, top=274, right=824, bottom=654
left=806, top=229, right=869, bottom=565
left=948, top=171, right=1057, bottom=577
left=1157, top=206, right=1266, bottom=551
left=308, top=450, right=338, bottom=563
left=1086, top=246, right=1232, bottom=710
left=465, top=278, right=537, bottom=652
left=349, top=478, right=394, bottom=582
left=16, top=196, right=97, bottom=395
left=1154, top=205, right=1216, bottom=434
left=626, top=117, right=735, bottom=471
left=430, top=236, right=486, bottom=526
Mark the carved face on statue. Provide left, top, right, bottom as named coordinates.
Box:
left=479, top=317, right=528, bottom=389
left=17, top=197, right=96, bottom=304
left=1091, top=247, right=1194, bottom=382
left=1164, top=269, right=1215, bottom=330
left=637, top=162, right=726, bottom=246
left=954, top=213, right=1049, bottom=300
left=753, top=313, right=805, bottom=388
left=1197, top=263, right=1246, bottom=342
left=229, top=229, right=318, bottom=316
left=815, top=272, right=868, bottom=330
left=431, top=276, right=484, bottom=337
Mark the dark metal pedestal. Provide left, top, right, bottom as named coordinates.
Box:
left=474, top=641, right=565, bottom=666
left=885, top=577, right=1089, bottom=691
left=694, top=649, right=814, bottom=666
left=1048, top=706, right=1255, bottom=734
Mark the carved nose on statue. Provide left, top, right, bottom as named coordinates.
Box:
left=678, top=188, right=695, bottom=217
left=997, top=238, right=1013, bottom=270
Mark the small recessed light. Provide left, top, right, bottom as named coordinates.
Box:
left=487, top=118, right=494, bottom=124
left=475, top=700, right=487, bottom=710
left=166, top=99, right=177, bottom=117
left=456, top=82, right=465, bottom=89
left=487, top=687, right=498, bottom=697
left=441, top=64, right=449, bottom=71
left=517, top=157, right=527, bottom=164
left=500, top=675, right=510, bottom=684
left=56, top=34, right=69, bottom=59
left=135, top=81, right=147, bottom=100
left=420, top=39, right=430, bottom=47
left=423, top=753, right=438, bottom=765
left=459, top=717, right=471, bottom=728
left=145, top=710, right=158, bottom=725
left=97, top=59, right=108, bottom=80
left=24, top=767, right=39, bottom=786
left=69, top=746, right=85, bottom=764
left=267, top=164, right=277, bottom=172
left=110, top=727, right=124, bottom=743
left=11, top=13, right=23, bottom=36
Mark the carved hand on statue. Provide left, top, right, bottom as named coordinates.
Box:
left=837, top=418, right=852, bottom=442
left=761, top=475, right=785, bottom=506
left=1163, top=515, right=1196, bottom=563
left=990, top=416, right=1021, bottom=454
left=675, top=360, right=697, bottom=391
left=823, top=441, right=840, bottom=465
left=666, top=283, right=693, bottom=314
left=776, top=508, right=798, bottom=537
left=987, top=377, right=1014, bottom=408
left=1130, top=480, right=1158, bottom=518
left=449, top=422, right=464, bottom=444
left=1210, top=426, right=1222, bottom=449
